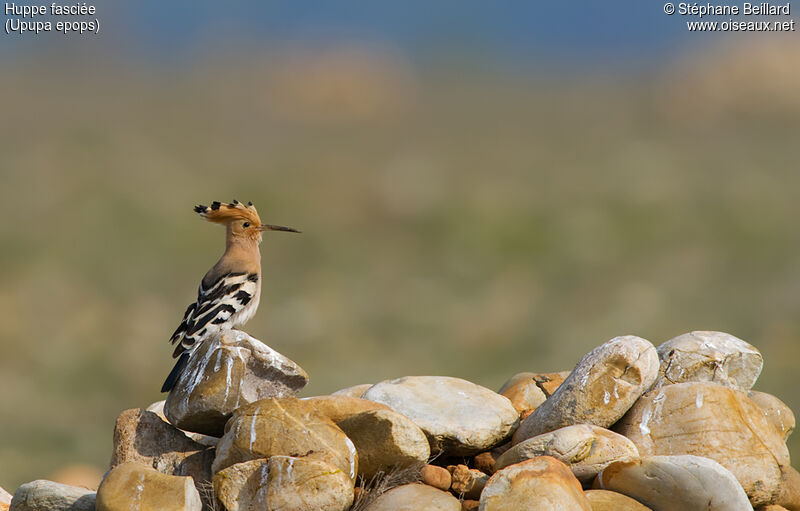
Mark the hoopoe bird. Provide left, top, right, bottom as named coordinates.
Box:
left=161, top=200, right=299, bottom=392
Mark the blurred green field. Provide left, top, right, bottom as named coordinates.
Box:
left=1, top=39, right=800, bottom=490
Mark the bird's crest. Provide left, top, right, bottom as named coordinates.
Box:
left=194, top=200, right=262, bottom=225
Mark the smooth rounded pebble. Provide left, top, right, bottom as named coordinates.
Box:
left=497, top=424, right=638, bottom=483
left=420, top=464, right=451, bottom=491
left=513, top=336, right=659, bottom=444
left=595, top=455, right=752, bottom=511
left=95, top=462, right=201, bottom=511
left=583, top=489, right=652, bottom=510
left=363, top=483, right=461, bottom=511
left=338, top=409, right=430, bottom=480
left=497, top=372, right=547, bottom=415
left=479, top=456, right=591, bottom=511
left=363, top=376, right=519, bottom=455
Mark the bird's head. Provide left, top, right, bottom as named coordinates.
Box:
left=193, top=200, right=300, bottom=244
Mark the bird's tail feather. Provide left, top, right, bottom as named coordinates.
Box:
left=161, top=352, right=190, bottom=393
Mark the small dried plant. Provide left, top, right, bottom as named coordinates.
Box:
left=349, top=462, right=424, bottom=511
left=196, top=480, right=218, bottom=511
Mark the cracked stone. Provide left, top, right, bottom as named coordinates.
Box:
left=513, top=336, right=659, bottom=445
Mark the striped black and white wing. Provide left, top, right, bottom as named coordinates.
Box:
left=168, top=271, right=259, bottom=358
left=162, top=271, right=259, bottom=392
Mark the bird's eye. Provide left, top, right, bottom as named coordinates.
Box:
left=243, top=222, right=250, bottom=228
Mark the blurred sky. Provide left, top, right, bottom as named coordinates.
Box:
left=1, top=1, right=723, bottom=69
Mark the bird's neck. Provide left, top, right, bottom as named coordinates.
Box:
left=222, top=238, right=261, bottom=272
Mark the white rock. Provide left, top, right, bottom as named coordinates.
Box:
left=1, top=486, right=12, bottom=506
left=654, top=331, right=762, bottom=391
left=595, top=455, right=753, bottom=511
left=363, top=484, right=461, bottom=511
left=9, top=481, right=95, bottom=511
left=363, top=376, right=518, bottom=455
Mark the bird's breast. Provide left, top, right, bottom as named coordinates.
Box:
left=231, top=280, right=261, bottom=327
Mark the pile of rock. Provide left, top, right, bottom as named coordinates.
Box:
left=6, top=329, right=799, bottom=511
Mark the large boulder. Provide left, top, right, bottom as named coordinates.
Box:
left=497, top=424, right=638, bottom=483
left=165, top=330, right=308, bottom=436
left=95, top=462, right=201, bottom=511
left=337, top=409, right=430, bottom=480
left=299, top=395, right=390, bottom=424
left=362, top=484, right=461, bottom=511
left=513, top=336, right=659, bottom=444
left=211, top=397, right=358, bottom=481
left=479, top=456, right=591, bottom=511
left=653, top=331, right=762, bottom=391
left=362, top=376, right=519, bottom=455
left=614, top=382, right=789, bottom=506
left=594, top=455, right=752, bottom=511
left=213, top=456, right=354, bottom=511
left=9, top=481, right=95, bottom=511
left=110, top=408, right=213, bottom=490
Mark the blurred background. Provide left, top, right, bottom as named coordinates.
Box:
left=1, top=0, right=799, bottom=491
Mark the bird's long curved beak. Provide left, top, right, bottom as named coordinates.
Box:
left=260, top=224, right=301, bottom=233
